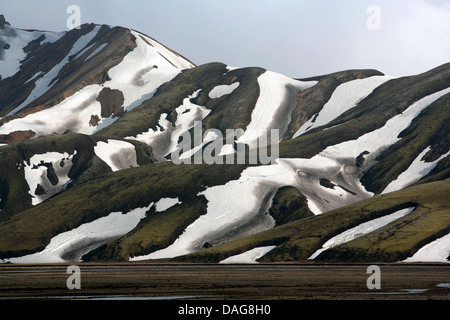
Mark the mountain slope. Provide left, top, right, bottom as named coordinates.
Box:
left=174, top=179, right=449, bottom=263
left=0, top=17, right=448, bottom=264
left=0, top=18, right=194, bottom=143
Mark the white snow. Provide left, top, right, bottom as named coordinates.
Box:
left=219, top=246, right=276, bottom=264
left=308, top=207, right=415, bottom=259
left=130, top=160, right=299, bottom=261
left=105, top=31, right=193, bottom=112
left=130, top=87, right=450, bottom=261
left=155, top=197, right=181, bottom=212
left=0, top=28, right=194, bottom=139
left=293, top=75, right=394, bottom=138
left=382, top=146, right=450, bottom=194
left=1, top=204, right=152, bottom=263
left=208, top=82, right=240, bottom=99
left=7, top=26, right=102, bottom=116
left=94, top=139, right=138, bottom=172
left=177, top=130, right=219, bottom=161
left=127, top=89, right=211, bottom=161
left=0, top=25, right=64, bottom=79
left=126, top=113, right=170, bottom=146
left=225, top=66, right=241, bottom=71
left=218, top=144, right=235, bottom=156
left=403, top=233, right=450, bottom=263
left=238, top=71, right=317, bottom=148
left=320, top=86, right=450, bottom=160
left=24, top=151, right=77, bottom=206
left=24, top=71, right=43, bottom=84
left=84, top=43, right=108, bottom=61
left=0, top=84, right=104, bottom=137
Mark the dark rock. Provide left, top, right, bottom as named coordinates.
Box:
left=356, top=150, right=370, bottom=167
left=0, top=15, right=10, bottom=29
left=34, top=184, right=47, bottom=195
left=96, top=87, right=125, bottom=118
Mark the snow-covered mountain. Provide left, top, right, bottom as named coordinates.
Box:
left=0, top=16, right=449, bottom=264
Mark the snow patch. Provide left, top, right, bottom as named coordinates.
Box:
left=155, top=197, right=181, bottom=212
left=94, top=139, right=138, bottom=172
left=293, top=75, right=394, bottom=138
left=0, top=25, right=64, bottom=79
left=382, top=146, right=450, bottom=194
left=0, top=84, right=103, bottom=137
left=127, top=89, right=211, bottom=161
left=208, top=82, right=240, bottom=99
left=309, top=207, right=415, bottom=259
left=403, top=233, right=450, bottom=263
left=105, top=31, right=193, bottom=112
left=85, top=43, right=108, bottom=61
left=238, top=71, right=317, bottom=148
left=321, top=86, right=450, bottom=160
left=1, top=204, right=151, bottom=263
left=7, top=26, right=102, bottom=116
left=219, top=246, right=276, bottom=264
left=24, top=151, right=77, bottom=206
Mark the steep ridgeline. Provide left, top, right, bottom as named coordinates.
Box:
left=0, top=17, right=448, bottom=263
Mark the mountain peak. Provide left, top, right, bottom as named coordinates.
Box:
left=0, top=15, right=10, bottom=29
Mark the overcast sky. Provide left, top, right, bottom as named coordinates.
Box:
left=2, top=0, right=450, bottom=78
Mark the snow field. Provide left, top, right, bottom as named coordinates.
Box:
left=130, top=160, right=299, bottom=260
left=131, top=87, right=450, bottom=261
left=0, top=27, right=194, bottom=139
left=403, top=233, right=450, bottom=263
left=219, top=246, right=277, bottom=264
left=24, top=151, right=77, bottom=206
left=308, top=207, right=415, bottom=260
left=382, top=146, right=450, bottom=194
left=106, top=31, right=193, bottom=112
left=7, top=26, right=102, bottom=116
left=0, top=84, right=104, bottom=136
left=1, top=195, right=183, bottom=263
left=94, top=139, right=139, bottom=172
left=0, top=25, right=64, bottom=79
left=293, top=75, right=394, bottom=138
left=321, top=86, right=450, bottom=160
left=208, top=82, right=240, bottom=99
left=238, top=71, right=317, bottom=148
left=1, top=204, right=152, bottom=263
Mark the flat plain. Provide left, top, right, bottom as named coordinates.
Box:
left=0, top=262, right=448, bottom=300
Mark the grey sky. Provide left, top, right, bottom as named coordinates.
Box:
left=2, top=0, right=450, bottom=78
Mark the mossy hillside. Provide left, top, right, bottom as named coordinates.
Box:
left=0, top=132, right=96, bottom=219
left=269, top=186, right=314, bottom=226
left=316, top=205, right=450, bottom=262
left=93, top=62, right=266, bottom=161
left=175, top=179, right=449, bottom=263
left=83, top=196, right=209, bottom=261
left=93, top=62, right=239, bottom=141
left=361, top=92, right=450, bottom=193
left=286, top=69, right=385, bottom=138
left=279, top=62, right=450, bottom=160
left=0, top=160, right=247, bottom=259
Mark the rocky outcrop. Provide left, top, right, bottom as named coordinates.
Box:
left=0, top=15, right=10, bottom=29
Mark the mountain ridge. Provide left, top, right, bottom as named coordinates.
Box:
left=0, top=17, right=448, bottom=264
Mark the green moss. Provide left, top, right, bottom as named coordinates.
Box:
left=176, top=179, right=449, bottom=263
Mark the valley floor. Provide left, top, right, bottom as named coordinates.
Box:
left=0, top=262, right=448, bottom=300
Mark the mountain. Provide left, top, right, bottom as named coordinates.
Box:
left=0, top=16, right=448, bottom=264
